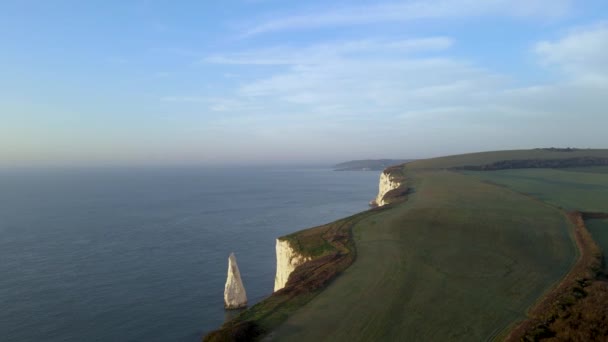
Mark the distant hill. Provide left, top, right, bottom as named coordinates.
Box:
left=333, top=159, right=412, bottom=171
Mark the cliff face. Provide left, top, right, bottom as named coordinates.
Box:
left=274, top=239, right=310, bottom=292
left=224, top=253, right=248, bottom=309
left=371, top=171, right=403, bottom=207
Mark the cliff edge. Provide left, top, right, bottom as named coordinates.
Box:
left=274, top=239, right=310, bottom=292
left=370, top=166, right=408, bottom=207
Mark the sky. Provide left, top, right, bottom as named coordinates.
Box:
left=1, top=0, right=607, bottom=166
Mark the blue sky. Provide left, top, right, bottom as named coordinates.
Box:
left=1, top=0, right=607, bottom=166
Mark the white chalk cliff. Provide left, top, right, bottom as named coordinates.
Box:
left=274, top=239, right=310, bottom=292
left=224, top=253, right=247, bottom=309
left=371, top=171, right=402, bottom=207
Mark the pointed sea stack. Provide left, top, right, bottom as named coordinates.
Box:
left=224, top=252, right=247, bottom=309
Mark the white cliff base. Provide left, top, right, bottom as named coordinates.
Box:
left=224, top=252, right=247, bottom=309
left=274, top=239, right=310, bottom=292
left=371, top=171, right=402, bottom=207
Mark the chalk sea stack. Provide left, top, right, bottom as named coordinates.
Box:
left=224, top=253, right=247, bottom=309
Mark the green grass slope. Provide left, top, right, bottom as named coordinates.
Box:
left=463, top=168, right=608, bottom=213
left=462, top=166, right=608, bottom=340
left=406, top=148, right=608, bottom=170
left=271, top=170, right=575, bottom=341
left=204, top=209, right=386, bottom=341
left=587, top=219, right=608, bottom=261
left=204, top=149, right=608, bottom=341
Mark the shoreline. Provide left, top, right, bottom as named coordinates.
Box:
left=203, top=165, right=408, bottom=341
left=204, top=151, right=608, bottom=341
left=204, top=170, right=399, bottom=341
left=203, top=208, right=390, bottom=341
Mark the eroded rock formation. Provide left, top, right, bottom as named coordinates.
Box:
left=370, top=171, right=402, bottom=207
left=274, top=239, right=310, bottom=292
left=224, top=252, right=247, bottom=309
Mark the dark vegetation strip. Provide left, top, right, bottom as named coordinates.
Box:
left=454, top=157, right=608, bottom=171
left=582, top=212, right=608, bottom=220
left=505, top=212, right=608, bottom=341
left=202, top=203, right=405, bottom=342
left=535, top=148, right=583, bottom=152
left=381, top=186, right=411, bottom=204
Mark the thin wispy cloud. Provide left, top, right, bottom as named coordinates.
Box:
left=535, top=22, right=608, bottom=83
left=161, top=96, right=208, bottom=103
left=161, top=96, right=265, bottom=113
left=202, top=36, right=501, bottom=112
left=243, top=0, right=572, bottom=36
left=184, top=19, right=608, bottom=158
left=3, top=1, right=605, bottom=165
left=203, top=37, right=453, bottom=65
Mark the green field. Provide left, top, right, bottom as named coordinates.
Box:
left=205, top=149, right=608, bottom=341
left=463, top=168, right=608, bottom=213
left=587, top=219, right=608, bottom=260
left=406, top=149, right=608, bottom=170
left=463, top=167, right=608, bottom=274
left=561, top=166, right=608, bottom=174
left=270, top=170, right=576, bottom=341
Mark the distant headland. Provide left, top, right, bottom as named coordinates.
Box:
left=333, top=159, right=413, bottom=171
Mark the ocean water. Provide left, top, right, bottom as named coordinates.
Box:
left=0, top=167, right=379, bottom=342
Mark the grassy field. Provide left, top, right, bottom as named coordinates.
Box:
left=204, top=209, right=384, bottom=341
left=406, top=149, right=608, bottom=170
left=462, top=166, right=608, bottom=266
left=562, top=166, right=608, bottom=174
left=204, top=149, right=608, bottom=341
left=270, top=171, right=575, bottom=341
left=449, top=166, right=608, bottom=340
left=584, top=219, right=608, bottom=259
left=462, top=168, right=608, bottom=213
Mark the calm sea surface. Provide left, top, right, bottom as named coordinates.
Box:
left=0, top=167, right=378, bottom=341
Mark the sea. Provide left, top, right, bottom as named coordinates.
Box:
left=0, top=166, right=379, bottom=342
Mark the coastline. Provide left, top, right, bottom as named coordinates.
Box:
left=203, top=208, right=388, bottom=341
left=203, top=150, right=608, bottom=341
left=203, top=168, right=407, bottom=341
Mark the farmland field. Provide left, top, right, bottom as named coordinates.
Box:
left=270, top=170, right=576, bottom=341
left=406, top=149, right=608, bottom=170
left=561, top=166, right=608, bottom=174
left=586, top=219, right=608, bottom=257
left=463, top=168, right=608, bottom=213
left=205, top=149, right=608, bottom=341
